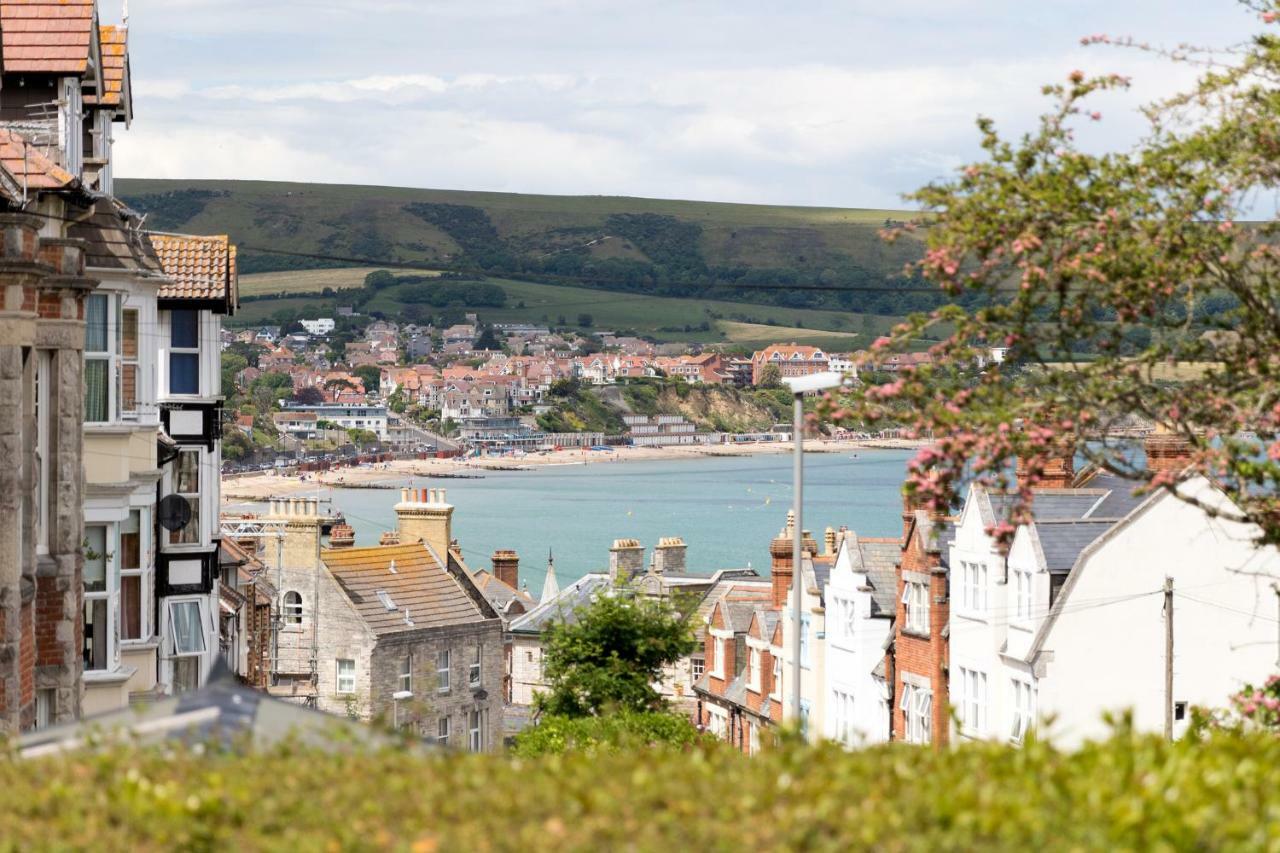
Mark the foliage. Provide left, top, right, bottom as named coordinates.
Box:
left=535, top=591, right=696, bottom=718
left=510, top=710, right=706, bottom=757
left=396, top=279, right=507, bottom=308
left=577, top=312, right=593, bottom=327
left=346, top=428, right=378, bottom=448
left=353, top=365, right=382, bottom=393
left=290, top=386, right=325, bottom=405
left=822, top=5, right=1280, bottom=546
left=403, top=202, right=516, bottom=269
left=1231, top=674, right=1280, bottom=729
left=473, top=326, right=502, bottom=351
left=364, top=269, right=397, bottom=290
left=119, top=189, right=225, bottom=230
left=8, top=727, right=1280, bottom=848
left=756, top=362, right=782, bottom=389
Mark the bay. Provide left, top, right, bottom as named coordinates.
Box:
left=240, top=450, right=913, bottom=591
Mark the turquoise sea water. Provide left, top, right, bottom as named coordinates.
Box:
left=236, top=450, right=913, bottom=590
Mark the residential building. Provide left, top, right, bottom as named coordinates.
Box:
left=217, top=538, right=276, bottom=690
left=750, top=344, right=830, bottom=385
left=949, top=437, right=1280, bottom=747
left=280, top=403, right=387, bottom=439
left=823, top=530, right=899, bottom=746
left=300, top=318, right=334, bottom=336
left=150, top=232, right=238, bottom=696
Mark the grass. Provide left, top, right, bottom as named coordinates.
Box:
left=231, top=272, right=899, bottom=347
left=239, top=267, right=443, bottom=296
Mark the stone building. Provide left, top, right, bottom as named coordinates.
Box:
left=258, top=490, right=504, bottom=749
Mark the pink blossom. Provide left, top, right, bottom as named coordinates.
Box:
left=1089, top=111, right=1102, bottom=121
left=1264, top=11, right=1277, bottom=23
left=1069, top=69, right=1085, bottom=83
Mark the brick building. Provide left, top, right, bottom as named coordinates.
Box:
left=750, top=344, right=830, bottom=385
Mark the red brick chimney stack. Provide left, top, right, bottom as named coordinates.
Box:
left=1144, top=426, right=1194, bottom=476
left=491, top=550, right=520, bottom=589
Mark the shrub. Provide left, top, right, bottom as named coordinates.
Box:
left=511, top=711, right=704, bottom=757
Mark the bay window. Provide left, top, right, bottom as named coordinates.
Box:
left=169, top=309, right=200, bottom=395
left=83, top=523, right=115, bottom=671
left=168, top=599, right=207, bottom=693
left=84, top=294, right=111, bottom=422
left=120, top=307, right=139, bottom=415
left=119, top=509, right=149, bottom=641
left=169, top=449, right=201, bottom=546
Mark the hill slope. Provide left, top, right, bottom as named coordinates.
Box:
left=116, top=179, right=934, bottom=317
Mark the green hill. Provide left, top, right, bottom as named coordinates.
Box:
left=116, top=179, right=935, bottom=318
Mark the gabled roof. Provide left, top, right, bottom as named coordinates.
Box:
left=839, top=533, right=901, bottom=617
left=0, top=0, right=96, bottom=74
left=67, top=197, right=162, bottom=272
left=509, top=573, right=610, bottom=635
left=1031, top=519, right=1124, bottom=573
left=84, top=23, right=128, bottom=113
left=148, top=232, right=238, bottom=310
left=0, top=128, right=79, bottom=192
left=321, top=542, right=493, bottom=637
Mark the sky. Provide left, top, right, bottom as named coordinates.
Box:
left=111, top=1, right=1258, bottom=209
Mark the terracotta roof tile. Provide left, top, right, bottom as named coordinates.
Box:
left=84, top=24, right=125, bottom=107
left=321, top=542, right=492, bottom=636
left=148, top=232, right=238, bottom=306
left=0, top=128, right=78, bottom=190
left=0, top=0, right=95, bottom=74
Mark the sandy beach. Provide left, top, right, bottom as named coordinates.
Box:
left=221, top=438, right=925, bottom=501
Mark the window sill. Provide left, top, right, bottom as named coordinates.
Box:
left=83, top=665, right=137, bottom=685
left=121, top=638, right=160, bottom=651
left=953, top=613, right=989, bottom=625
left=84, top=422, right=148, bottom=434
left=901, top=628, right=932, bottom=640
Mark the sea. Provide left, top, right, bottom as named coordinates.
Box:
left=230, top=449, right=914, bottom=590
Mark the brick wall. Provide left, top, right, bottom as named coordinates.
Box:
left=892, top=520, right=950, bottom=746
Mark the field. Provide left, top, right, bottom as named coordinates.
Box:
left=234, top=271, right=896, bottom=348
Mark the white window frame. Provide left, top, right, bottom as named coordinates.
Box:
left=711, top=636, right=726, bottom=679
left=83, top=522, right=118, bottom=672
left=771, top=653, right=782, bottom=700
left=904, top=581, right=929, bottom=634
left=800, top=612, right=811, bottom=669
left=1014, top=565, right=1033, bottom=622
left=469, top=645, right=482, bottom=688
left=468, top=709, right=483, bottom=751
left=399, top=654, right=412, bottom=693
left=959, top=667, right=987, bottom=737
left=167, top=448, right=204, bottom=548
left=84, top=292, right=118, bottom=423
left=691, top=656, right=705, bottom=681
left=706, top=705, right=729, bottom=739
left=283, top=591, right=303, bottom=626
left=166, top=596, right=208, bottom=693
left=904, top=686, right=932, bottom=744
left=1010, top=678, right=1035, bottom=744
left=336, top=659, right=356, bottom=694
left=747, top=647, right=761, bottom=692
left=843, top=596, right=856, bottom=639
left=437, top=648, right=451, bottom=692
left=437, top=715, right=450, bottom=745
left=119, top=508, right=151, bottom=643
left=119, top=305, right=140, bottom=418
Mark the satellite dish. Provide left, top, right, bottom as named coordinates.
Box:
left=157, top=494, right=192, bottom=532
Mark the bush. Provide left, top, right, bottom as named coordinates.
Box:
left=6, top=728, right=1280, bottom=848
left=511, top=711, right=705, bottom=757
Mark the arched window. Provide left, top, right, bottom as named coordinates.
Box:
left=283, top=591, right=303, bottom=625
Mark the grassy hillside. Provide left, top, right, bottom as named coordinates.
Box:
left=117, top=178, right=937, bottom=320
left=233, top=269, right=886, bottom=347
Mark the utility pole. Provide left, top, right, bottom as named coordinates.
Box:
left=1164, top=576, right=1174, bottom=740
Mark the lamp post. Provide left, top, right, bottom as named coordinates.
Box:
left=782, top=371, right=846, bottom=734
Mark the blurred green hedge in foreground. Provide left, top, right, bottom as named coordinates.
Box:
left=3, top=726, right=1280, bottom=851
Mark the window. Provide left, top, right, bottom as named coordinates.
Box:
left=901, top=683, right=932, bottom=744
left=691, top=657, right=705, bottom=681
left=1010, top=679, right=1035, bottom=743
left=706, top=706, right=729, bottom=739
left=771, top=655, right=782, bottom=699
left=799, top=699, right=811, bottom=737
left=83, top=523, right=113, bottom=671
left=169, top=599, right=206, bottom=693
left=468, top=709, right=483, bottom=752
left=800, top=613, right=811, bottom=669
left=121, top=308, right=139, bottom=415
left=399, top=655, right=412, bottom=693
left=747, top=647, right=761, bottom=691
left=959, top=667, right=987, bottom=736
left=711, top=636, right=726, bottom=678
left=437, top=648, right=451, bottom=692
left=283, top=591, right=303, bottom=625
left=1013, top=565, right=1033, bottom=621
left=119, top=509, right=148, bottom=641
left=843, top=596, right=857, bottom=639
left=34, top=688, right=54, bottom=730
left=84, top=294, right=111, bottom=422
left=437, top=715, right=450, bottom=745
left=169, top=309, right=200, bottom=395
left=961, top=561, right=989, bottom=615
left=903, top=581, right=929, bottom=634
left=336, top=659, right=356, bottom=694
left=469, top=645, right=482, bottom=687
left=169, top=449, right=201, bottom=545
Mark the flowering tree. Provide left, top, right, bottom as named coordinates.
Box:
left=822, top=1, right=1280, bottom=547
left=1232, top=675, right=1280, bottom=729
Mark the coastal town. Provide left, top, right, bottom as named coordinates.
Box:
left=2, top=0, right=1280, bottom=847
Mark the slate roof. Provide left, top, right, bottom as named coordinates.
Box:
left=858, top=539, right=902, bottom=617
left=321, top=542, right=491, bottom=636
left=1080, top=471, right=1151, bottom=519
left=148, top=232, right=238, bottom=307
left=751, top=608, right=780, bottom=640
left=509, top=573, right=610, bottom=634
left=1034, top=519, right=1121, bottom=572
left=17, top=662, right=385, bottom=756
left=67, top=197, right=163, bottom=272
left=83, top=23, right=125, bottom=108
left=0, top=128, right=78, bottom=191
left=470, top=568, right=535, bottom=615
left=0, top=0, right=95, bottom=74
left=692, top=577, right=769, bottom=630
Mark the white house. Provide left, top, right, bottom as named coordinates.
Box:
left=301, top=318, right=335, bottom=336
left=950, top=463, right=1280, bottom=748
left=823, top=532, right=899, bottom=746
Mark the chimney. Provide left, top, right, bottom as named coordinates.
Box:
left=262, top=497, right=321, bottom=571
left=609, top=539, right=644, bottom=584
left=328, top=522, right=355, bottom=549
left=491, top=549, right=520, bottom=589
left=767, top=512, right=815, bottom=610
left=651, top=537, right=687, bottom=575
left=1144, top=426, right=1193, bottom=477
left=824, top=527, right=837, bottom=557
left=1015, top=440, right=1076, bottom=491
left=394, top=487, right=454, bottom=562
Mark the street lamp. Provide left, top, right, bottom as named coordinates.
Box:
left=392, top=689, right=413, bottom=729
left=782, top=371, right=846, bottom=734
